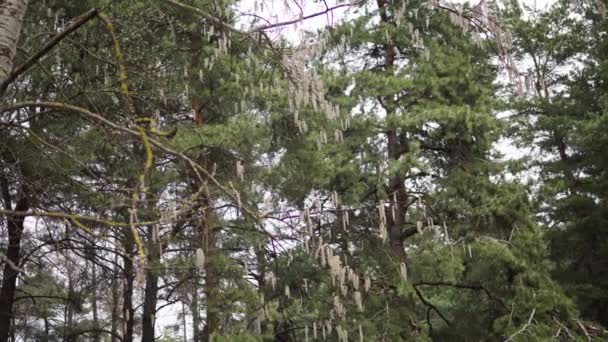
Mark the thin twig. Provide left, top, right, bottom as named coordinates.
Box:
left=414, top=281, right=509, bottom=312
left=413, top=286, right=452, bottom=327
left=165, top=0, right=361, bottom=35
left=505, top=307, right=536, bottom=342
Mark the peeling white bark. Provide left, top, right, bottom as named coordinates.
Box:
left=0, top=0, right=29, bottom=81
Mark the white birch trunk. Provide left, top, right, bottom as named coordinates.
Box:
left=0, top=0, right=29, bottom=80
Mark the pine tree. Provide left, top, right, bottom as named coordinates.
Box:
left=506, top=0, right=608, bottom=330
left=261, top=0, right=589, bottom=340
left=1, top=0, right=607, bottom=341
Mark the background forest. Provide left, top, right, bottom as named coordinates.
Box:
left=0, top=0, right=607, bottom=341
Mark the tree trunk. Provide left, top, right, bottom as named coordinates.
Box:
left=0, top=0, right=28, bottom=82
left=141, top=225, right=160, bottom=342
left=89, top=244, right=100, bottom=342
left=122, top=236, right=135, bottom=342
left=65, top=256, right=74, bottom=342
left=0, top=182, right=29, bottom=342
left=111, top=242, right=121, bottom=342
left=375, top=0, right=408, bottom=263
left=191, top=277, right=201, bottom=342
left=182, top=302, right=188, bottom=342
left=255, top=247, right=268, bottom=336
left=0, top=0, right=30, bottom=334
left=141, top=269, right=159, bottom=342
left=44, top=317, right=50, bottom=342
left=387, top=131, right=408, bottom=262
left=188, top=28, right=220, bottom=342
left=201, top=217, right=218, bottom=342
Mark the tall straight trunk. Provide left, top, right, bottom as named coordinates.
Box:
left=0, top=0, right=30, bottom=334
left=111, top=243, right=121, bottom=342
left=65, top=255, right=74, bottom=342
left=0, top=179, right=29, bottom=342
left=191, top=276, right=202, bottom=342
left=44, top=317, right=50, bottom=342
left=141, top=225, right=159, bottom=342
left=182, top=302, right=188, bottom=342
left=0, top=0, right=28, bottom=82
left=122, top=236, right=135, bottom=342
left=255, top=247, right=268, bottom=336
left=89, top=244, right=100, bottom=342
left=141, top=269, right=159, bottom=342
left=188, top=29, right=220, bottom=342
left=387, top=131, right=408, bottom=261
left=201, top=216, right=218, bottom=342
left=376, top=0, right=409, bottom=263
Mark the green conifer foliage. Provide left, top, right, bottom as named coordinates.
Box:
left=1, top=0, right=607, bottom=341
left=506, top=0, right=608, bottom=329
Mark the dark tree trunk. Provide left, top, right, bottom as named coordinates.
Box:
left=0, top=181, right=29, bottom=342
left=141, top=225, right=160, bottom=342
left=201, top=218, right=218, bottom=342
left=44, top=317, right=50, bottom=342
left=376, top=0, right=409, bottom=263
left=122, top=236, right=135, bottom=342
left=387, top=130, right=408, bottom=262
left=111, top=246, right=121, bottom=342
left=141, top=269, right=159, bottom=342
left=88, top=244, right=100, bottom=342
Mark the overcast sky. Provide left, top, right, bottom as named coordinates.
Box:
left=238, top=0, right=558, bottom=43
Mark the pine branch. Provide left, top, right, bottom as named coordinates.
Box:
left=413, top=286, right=452, bottom=327
left=414, top=281, right=509, bottom=312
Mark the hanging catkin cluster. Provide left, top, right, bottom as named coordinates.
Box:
left=281, top=41, right=346, bottom=149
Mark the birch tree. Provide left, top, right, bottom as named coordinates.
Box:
left=0, top=0, right=28, bottom=82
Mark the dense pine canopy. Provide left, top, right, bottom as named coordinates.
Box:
left=0, top=0, right=607, bottom=341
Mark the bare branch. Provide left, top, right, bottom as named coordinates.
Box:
left=413, top=286, right=452, bottom=327
left=414, top=281, right=509, bottom=312
left=165, top=0, right=361, bottom=35
left=505, top=307, right=536, bottom=342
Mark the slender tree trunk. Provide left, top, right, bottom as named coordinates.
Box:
left=201, top=209, right=218, bottom=342
left=111, top=243, right=121, bottom=342
left=0, top=179, right=29, bottom=342
left=0, top=0, right=28, bottom=82
left=255, top=247, right=268, bottom=336
left=65, top=256, right=74, bottom=342
left=141, top=225, right=160, bottom=342
left=191, top=277, right=201, bottom=342
left=122, top=236, right=135, bottom=342
left=89, top=244, right=100, bottom=342
left=44, top=317, right=50, bottom=342
left=182, top=302, right=188, bottom=342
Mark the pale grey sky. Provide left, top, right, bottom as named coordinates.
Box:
left=238, top=0, right=557, bottom=43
